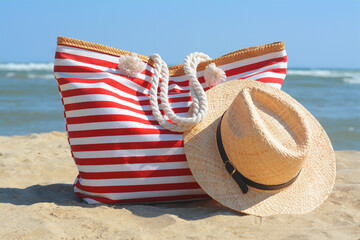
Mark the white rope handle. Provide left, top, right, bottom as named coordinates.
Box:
left=149, top=53, right=211, bottom=132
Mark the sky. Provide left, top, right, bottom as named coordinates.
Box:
left=0, top=0, right=359, bottom=69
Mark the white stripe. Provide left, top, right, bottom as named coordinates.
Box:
left=65, top=94, right=149, bottom=110
left=82, top=198, right=101, bottom=204
left=62, top=94, right=190, bottom=111
left=78, top=176, right=197, bottom=187
left=246, top=72, right=286, bottom=81
left=63, top=94, right=139, bottom=105
left=77, top=161, right=189, bottom=173
left=65, top=107, right=187, bottom=120
left=58, top=73, right=150, bottom=101
left=226, top=62, right=287, bottom=81
left=62, top=92, right=191, bottom=105
left=264, top=82, right=282, bottom=89
left=67, top=121, right=160, bottom=131
left=74, top=187, right=205, bottom=200
left=65, top=107, right=154, bottom=119
left=73, top=147, right=184, bottom=159
left=58, top=73, right=150, bottom=94
left=55, top=58, right=154, bottom=83
left=56, top=45, right=119, bottom=64
left=69, top=134, right=183, bottom=145
left=55, top=58, right=117, bottom=70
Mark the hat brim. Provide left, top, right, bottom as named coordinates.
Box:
left=183, top=80, right=336, bottom=216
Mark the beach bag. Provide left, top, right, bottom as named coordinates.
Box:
left=54, top=37, right=287, bottom=204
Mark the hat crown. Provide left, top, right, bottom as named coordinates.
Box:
left=221, top=86, right=311, bottom=185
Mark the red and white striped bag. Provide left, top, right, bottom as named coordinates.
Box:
left=54, top=37, right=287, bottom=204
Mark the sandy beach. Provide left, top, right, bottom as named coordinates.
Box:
left=0, top=132, right=359, bottom=239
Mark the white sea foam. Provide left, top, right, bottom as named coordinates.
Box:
left=343, top=77, right=360, bottom=84
left=288, top=69, right=352, bottom=78
left=5, top=72, right=16, bottom=77
left=287, top=69, right=360, bottom=84
left=27, top=73, right=55, bottom=79
left=3, top=71, right=54, bottom=80
left=0, top=62, right=54, bottom=71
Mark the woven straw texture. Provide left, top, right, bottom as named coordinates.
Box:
left=183, top=80, right=336, bottom=216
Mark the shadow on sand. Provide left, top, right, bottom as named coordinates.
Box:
left=0, top=184, right=243, bottom=220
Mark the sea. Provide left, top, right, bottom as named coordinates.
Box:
left=0, top=63, right=359, bottom=150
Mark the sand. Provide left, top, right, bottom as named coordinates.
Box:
left=0, top=132, right=359, bottom=240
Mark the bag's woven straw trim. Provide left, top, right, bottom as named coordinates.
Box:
left=57, top=36, right=285, bottom=77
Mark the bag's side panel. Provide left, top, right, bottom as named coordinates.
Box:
left=54, top=44, right=208, bottom=204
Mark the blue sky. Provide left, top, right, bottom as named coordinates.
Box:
left=0, top=0, right=359, bottom=69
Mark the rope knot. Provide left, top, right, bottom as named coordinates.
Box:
left=204, top=63, right=226, bottom=87
left=117, top=53, right=146, bottom=77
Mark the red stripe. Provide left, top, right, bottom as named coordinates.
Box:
left=55, top=65, right=105, bottom=73
left=255, top=78, right=284, bottom=84
left=59, top=81, right=192, bottom=99
left=60, top=84, right=191, bottom=107
left=55, top=66, right=152, bottom=90
left=64, top=101, right=189, bottom=115
left=56, top=66, right=190, bottom=89
left=79, top=168, right=192, bottom=179
left=225, top=56, right=287, bottom=77
left=59, top=79, right=146, bottom=97
left=64, top=93, right=191, bottom=107
left=68, top=128, right=178, bottom=138
left=56, top=51, right=152, bottom=77
left=74, top=154, right=186, bottom=165
left=71, top=140, right=183, bottom=152
left=75, top=182, right=201, bottom=193
left=242, top=68, right=287, bottom=79
left=265, top=67, right=287, bottom=74
left=56, top=51, right=118, bottom=69
left=66, top=114, right=159, bottom=125
left=167, top=88, right=192, bottom=94
left=55, top=65, right=186, bottom=91
left=74, top=192, right=209, bottom=203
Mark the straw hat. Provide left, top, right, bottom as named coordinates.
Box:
left=183, top=80, right=336, bottom=216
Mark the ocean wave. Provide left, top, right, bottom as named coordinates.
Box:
left=4, top=72, right=54, bottom=80
left=288, top=69, right=356, bottom=77
left=28, top=73, right=54, bottom=79
left=287, top=69, right=360, bottom=84
left=0, top=62, right=54, bottom=71
left=343, top=77, right=360, bottom=84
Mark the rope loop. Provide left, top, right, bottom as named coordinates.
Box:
left=149, top=53, right=211, bottom=132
